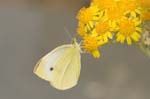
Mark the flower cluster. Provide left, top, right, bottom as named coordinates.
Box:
left=77, top=0, right=150, bottom=58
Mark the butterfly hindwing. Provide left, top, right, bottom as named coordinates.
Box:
left=50, top=47, right=81, bottom=90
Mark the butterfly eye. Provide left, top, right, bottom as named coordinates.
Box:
left=50, top=67, right=54, bottom=71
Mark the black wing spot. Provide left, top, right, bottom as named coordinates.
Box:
left=50, top=67, right=54, bottom=71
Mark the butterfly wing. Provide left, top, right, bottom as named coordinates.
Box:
left=33, top=44, right=73, bottom=81
left=34, top=44, right=81, bottom=90
left=50, top=47, right=81, bottom=90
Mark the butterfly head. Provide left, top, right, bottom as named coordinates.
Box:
left=72, top=38, right=82, bottom=53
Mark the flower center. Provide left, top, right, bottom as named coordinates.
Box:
left=82, top=36, right=99, bottom=52
left=119, top=19, right=135, bottom=36
left=96, top=21, right=110, bottom=35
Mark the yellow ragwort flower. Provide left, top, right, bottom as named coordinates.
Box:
left=92, top=0, right=118, bottom=10
left=118, top=0, right=141, bottom=17
left=77, top=5, right=101, bottom=29
left=82, top=35, right=105, bottom=58
left=93, top=20, right=113, bottom=43
left=116, top=17, right=142, bottom=45
left=138, top=0, right=150, bottom=9
left=77, top=22, right=87, bottom=37
left=76, top=0, right=148, bottom=58
left=105, top=6, right=124, bottom=30
left=142, top=9, right=150, bottom=21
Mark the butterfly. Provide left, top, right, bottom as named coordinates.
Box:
left=33, top=39, right=82, bottom=90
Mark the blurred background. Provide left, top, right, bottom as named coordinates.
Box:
left=0, top=0, right=150, bottom=99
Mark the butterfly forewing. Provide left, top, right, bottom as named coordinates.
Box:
left=33, top=45, right=73, bottom=81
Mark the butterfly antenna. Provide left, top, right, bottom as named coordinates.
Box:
left=63, top=26, right=79, bottom=44
left=64, top=27, right=72, bottom=40
left=79, top=40, right=82, bottom=46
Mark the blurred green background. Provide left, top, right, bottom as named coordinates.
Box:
left=0, top=0, right=150, bottom=99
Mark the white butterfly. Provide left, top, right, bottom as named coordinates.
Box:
left=33, top=40, right=81, bottom=90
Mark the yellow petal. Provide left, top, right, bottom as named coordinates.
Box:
left=107, top=32, right=113, bottom=39
left=135, top=20, right=141, bottom=26
left=131, top=12, right=136, bottom=18
left=87, top=23, right=91, bottom=30
left=126, top=37, right=132, bottom=45
left=136, top=27, right=142, bottom=32
left=92, top=50, right=100, bottom=58
left=134, top=32, right=141, bottom=38
left=116, top=34, right=121, bottom=42
left=120, top=36, right=125, bottom=43
left=135, top=9, right=141, bottom=14
left=131, top=33, right=139, bottom=41
left=104, top=35, right=108, bottom=42
left=89, top=21, right=94, bottom=28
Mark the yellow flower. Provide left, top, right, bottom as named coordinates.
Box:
left=82, top=35, right=105, bottom=58
left=92, top=0, right=118, bottom=10
left=77, top=22, right=87, bottom=37
left=116, top=18, right=142, bottom=45
left=105, top=6, right=124, bottom=30
left=142, top=9, right=150, bottom=21
left=93, top=20, right=113, bottom=42
left=77, top=5, right=101, bottom=29
left=118, top=0, right=141, bottom=17
left=138, top=0, right=150, bottom=9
